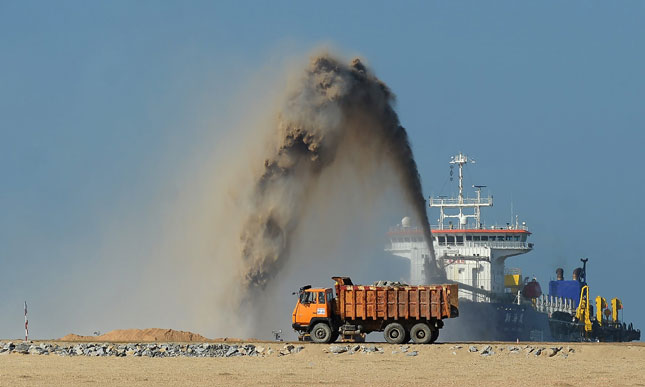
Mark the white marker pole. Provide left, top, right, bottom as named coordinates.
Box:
left=24, top=301, right=28, bottom=341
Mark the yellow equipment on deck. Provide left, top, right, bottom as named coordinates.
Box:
left=595, top=296, right=607, bottom=326
left=611, top=298, right=623, bottom=323
left=575, top=285, right=593, bottom=332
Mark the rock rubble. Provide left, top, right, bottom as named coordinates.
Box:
left=0, top=341, right=578, bottom=360
left=456, top=344, right=574, bottom=359
left=0, top=342, right=304, bottom=358
left=326, top=344, right=384, bottom=354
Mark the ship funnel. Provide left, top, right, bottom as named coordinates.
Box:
left=556, top=268, right=564, bottom=281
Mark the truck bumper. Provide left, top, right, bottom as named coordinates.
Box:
left=292, top=323, right=307, bottom=332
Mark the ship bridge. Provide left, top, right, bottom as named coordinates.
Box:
left=386, top=153, right=534, bottom=302
left=387, top=227, right=532, bottom=251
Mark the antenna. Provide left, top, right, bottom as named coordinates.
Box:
left=449, top=153, right=475, bottom=203
left=473, top=185, right=486, bottom=228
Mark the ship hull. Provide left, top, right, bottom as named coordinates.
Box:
left=439, top=300, right=641, bottom=342
left=440, top=300, right=553, bottom=342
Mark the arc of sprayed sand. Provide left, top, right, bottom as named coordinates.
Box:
left=239, top=55, right=443, bottom=290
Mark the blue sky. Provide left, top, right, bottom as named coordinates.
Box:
left=1, top=1, right=644, bottom=338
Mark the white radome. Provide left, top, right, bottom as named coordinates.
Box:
left=401, top=216, right=411, bottom=227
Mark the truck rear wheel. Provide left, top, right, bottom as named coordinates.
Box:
left=429, top=328, right=439, bottom=344
left=410, top=323, right=432, bottom=344
left=311, top=323, right=332, bottom=343
left=384, top=322, right=406, bottom=344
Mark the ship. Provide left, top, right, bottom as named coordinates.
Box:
left=386, top=152, right=640, bottom=342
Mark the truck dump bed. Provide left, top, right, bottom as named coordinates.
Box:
left=333, top=278, right=459, bottom=322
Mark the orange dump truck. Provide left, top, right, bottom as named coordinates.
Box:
left=292, top=277, right=459, bottom=344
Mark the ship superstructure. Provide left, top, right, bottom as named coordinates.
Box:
left=387, top=153, right=532, bottom=302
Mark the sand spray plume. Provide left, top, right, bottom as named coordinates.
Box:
left=24, top=52, right=441, bottom=339
left=240, top=54, right=444, bottom=291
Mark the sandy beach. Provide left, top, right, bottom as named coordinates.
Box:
left=1, top=341, right=643, bottom=386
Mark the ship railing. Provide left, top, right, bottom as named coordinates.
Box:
left=386, top=240, right=533, bottom=250
left=432, top=225, right=531, bottom=231
left=534, top=294, right=577, bottom=316
left=429, top=197, right=493, bottom=206
left=464, top=241, right=532, bottom=249
left=388, top=226, right=531, bottom=233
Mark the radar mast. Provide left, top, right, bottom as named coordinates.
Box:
left=429, top=152, right=493, bottom=229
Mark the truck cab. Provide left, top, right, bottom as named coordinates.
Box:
left=292, top=286, right=336, bottom=341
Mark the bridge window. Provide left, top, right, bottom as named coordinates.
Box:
left=505, top=235, right=512, bottom=241
left=473, top=235, right=480, bottom=241
left=466, top=235, right=472, bottom=241
left=447, top=236, right=455, bottom=245
left=521, top=235, right=527, bottom=242
left=456, top=236, right=464, bottom=245
left=480, top=236, right=488, bottom=241
left=497, top=236, right=505, bottom=241
left=514, top=235, right=520, bottom=241
left=438, top=236, right=446, bottom=245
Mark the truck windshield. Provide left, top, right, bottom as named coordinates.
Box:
left=300, top=292, right=315, bottom=304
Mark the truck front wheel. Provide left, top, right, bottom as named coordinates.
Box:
left=410, top=323, right=432, bottom=344
left=384, top=322, right=406, bottom=344
left=311, top=323, right=332, bottom=343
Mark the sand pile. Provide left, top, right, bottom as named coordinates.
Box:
left=58, top=328, right=209, bottom=342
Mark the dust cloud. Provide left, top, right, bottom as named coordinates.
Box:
left=58, top=51, right=438, bottom=340
left=239, top=54, right=441, bottom=299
